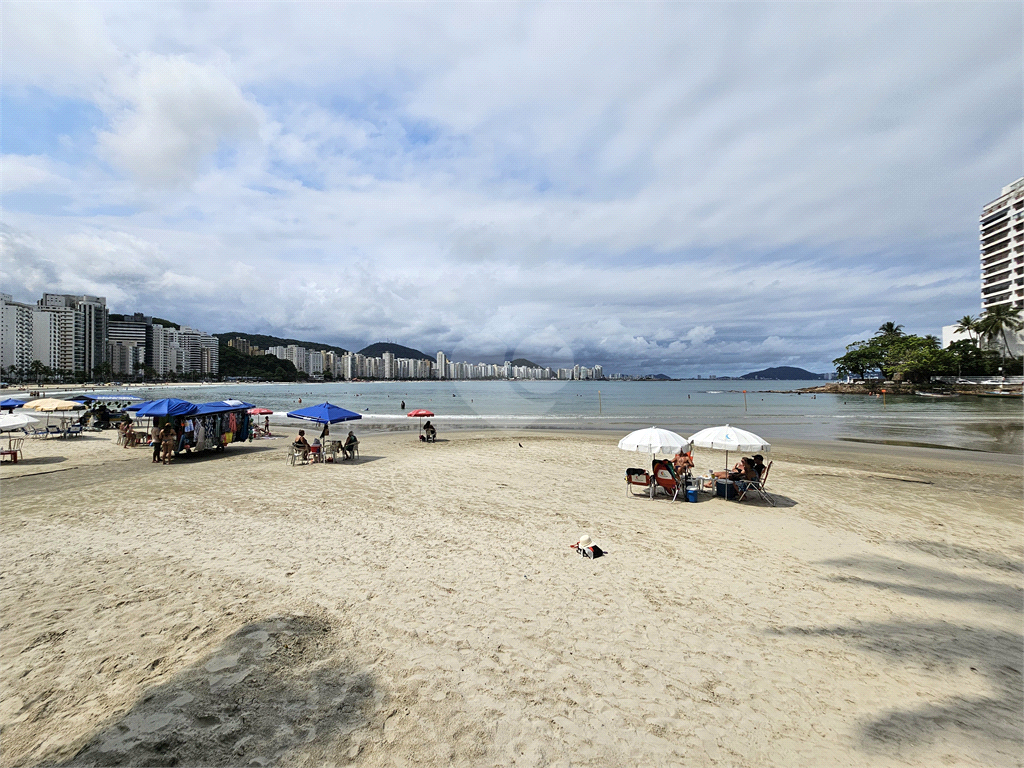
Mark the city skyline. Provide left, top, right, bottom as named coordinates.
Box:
left=2, top=3, right=1021, bottom=376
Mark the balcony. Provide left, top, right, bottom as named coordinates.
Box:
left=982, top=293, right=1011, bottom=307
left=983, top=281, right=1011, bottom=295
left=982, top=251, right=1012, bottom=268
left=982, top=208, right=1009, bottom=227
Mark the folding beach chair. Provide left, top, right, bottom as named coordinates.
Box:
left=45, top=425, right=64, bottom=439
left=625, top=467, right=653, bottom=497
left=737, top=461, right=775, bottom=506
left=651, top=459, right=683, bottom=501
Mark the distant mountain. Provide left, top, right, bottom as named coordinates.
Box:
left=741, top=366, right=826, bottom=380
left=216, top=332, right=348, bottom=357
left=358, top=342, right=433, bottom=361
left=650, top=373, right=672, bottom=380
left=510, top=358, right=539, bottom=368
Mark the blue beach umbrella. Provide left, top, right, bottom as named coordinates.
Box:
left=0, top=398, right=27, bottom=411
left=135, top=398, right=199, bottom=418
left=286, top=401, right=362, bottom=424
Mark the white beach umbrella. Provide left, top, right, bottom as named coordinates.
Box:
left=618, top=427, right=691, bottom=456
left=688, top=424, right=770, bottom=469
left=0, top=412, right=39, bottom=432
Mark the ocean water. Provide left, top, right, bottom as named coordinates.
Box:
left=91, top=379, right=1022, bottom=454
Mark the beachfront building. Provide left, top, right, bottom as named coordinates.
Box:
left=980, top=177, right=1024, bottom=313
left=108, top=314, right=148, bottom=378
left=38, top=294, right=109, bottom=374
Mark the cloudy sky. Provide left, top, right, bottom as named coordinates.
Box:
left=2, top=2, right=1021, bottom=375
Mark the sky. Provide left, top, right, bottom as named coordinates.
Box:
left=1, top=2, right=1021, bottom=376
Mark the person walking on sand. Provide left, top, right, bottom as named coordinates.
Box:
left=264, top=415, right=270, bottom=435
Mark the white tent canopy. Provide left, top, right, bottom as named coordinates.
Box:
left=618, top=427, right=691, bottom=455
left=0, top=412, right=39, bottom=432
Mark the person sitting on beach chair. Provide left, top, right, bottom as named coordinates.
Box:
left=672, top=449, right=694, bottom=479
left=292, top=430, right=311, bottom=462
left=751, top=454, right=766, bottom=478
left=713, top=457, right=755, bottom=483
left=422, top=421, right=437, bottom=442
left=342, top=431, right=359, bottom=460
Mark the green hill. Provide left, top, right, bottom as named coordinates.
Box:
left=510, top=358, right=540, bottom=368
left=741, top=366, right=825, bottom=380
left=218, top=343, right=301, bottom=381
left=358, top=342, right=433, bottom=361
left=216, top=332, right=348, bottom=357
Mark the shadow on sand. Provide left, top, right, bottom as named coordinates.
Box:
left=42, top=615, right=376, bottom=768
left=771, top=546, right=1023, bottom=760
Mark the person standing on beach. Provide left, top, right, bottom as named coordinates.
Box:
left=152, top=423, right=162, bottom=463
left=160, top=424, right=177, bottom=465
left=264, top=416, right=270, bottom=435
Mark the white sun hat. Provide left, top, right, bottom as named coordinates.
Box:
left=577, top=534, right=594, bottom=549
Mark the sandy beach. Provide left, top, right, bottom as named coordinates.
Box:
left=1, top=429, right=1021, bottom=767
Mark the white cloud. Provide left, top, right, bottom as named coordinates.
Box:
left=96, top=55, right=263, bottom=185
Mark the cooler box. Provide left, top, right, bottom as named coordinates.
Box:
left=686, top=488, right=699, bottom=503
left=715, top=480, right=737, bottom=499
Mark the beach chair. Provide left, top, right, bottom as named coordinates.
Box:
left=651, top=459, right=683, bottom=501
left=342, top=438, right=359, bottom=460
left=1, top=437, right=24, bottom=463
left=45, top=425, right=64, bottom=439
left=737, top=461, right=775, bottom=506
left=27, top=425, right=47, bottom=439
left=287, top=445, right=308, bottom=465
left=66, top=424, right=83, bottom=438
left=625, top=467, right=653, bottom=497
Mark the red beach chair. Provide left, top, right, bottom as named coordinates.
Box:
left=651, top=459, right=683, bottom=501
left=625, top=467, right=653, bottom=497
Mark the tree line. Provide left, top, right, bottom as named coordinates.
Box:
left=832, top=307, right=1023, bottom=382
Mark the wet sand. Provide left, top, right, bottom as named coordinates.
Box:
left=1, top=430, right=1021, bottom=767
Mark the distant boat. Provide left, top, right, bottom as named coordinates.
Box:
left=977, top=390, right=1022, bottom=398
left=915, top=391, right=959, bottom=398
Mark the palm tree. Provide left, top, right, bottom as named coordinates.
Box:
left=954, top=315, right=979, bottom=348
left=978, top=305, right=1024, bottom=373
left=876, top=322, right=905, bottom=337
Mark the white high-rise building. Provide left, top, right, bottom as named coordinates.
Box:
left=436, top=351, right=448, bottom=379
left=980, top=177, right=1024, bottom=313
left=0, top=294, right=35, bottom=373
left=38, top=294, right=108, bottom=374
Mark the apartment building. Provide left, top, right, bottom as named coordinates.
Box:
left=980, top=177, right=1024, bottom=312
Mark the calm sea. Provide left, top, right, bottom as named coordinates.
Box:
left=86, top=379, right=1022, bottom=454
